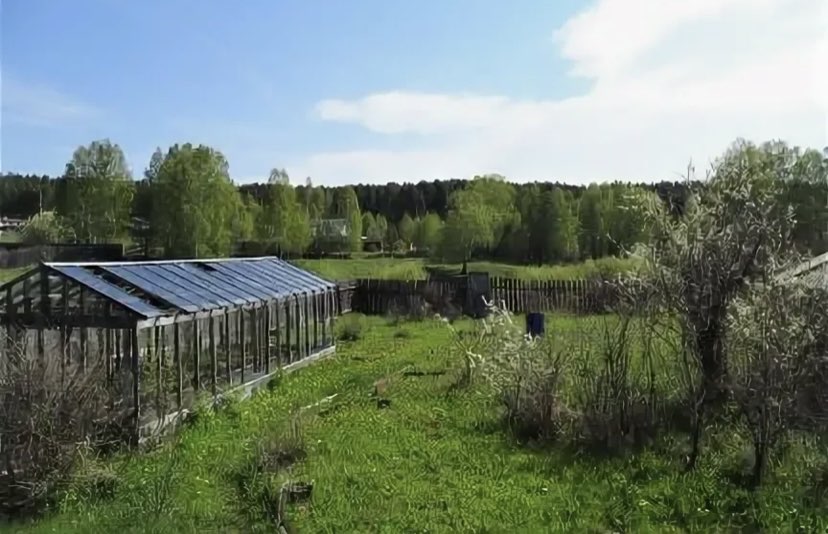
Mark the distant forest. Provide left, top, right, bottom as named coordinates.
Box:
left=1, top=139, right=826, bottom=264
left=0, top=172, right=693, bottom=223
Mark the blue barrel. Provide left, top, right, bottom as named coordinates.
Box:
left=526, top=312, right=545, bottom=338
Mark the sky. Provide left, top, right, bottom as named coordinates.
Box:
left=1, top=0, right=826, bottom=185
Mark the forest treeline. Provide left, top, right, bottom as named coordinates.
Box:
left=1, top=139, right=826, bottom=264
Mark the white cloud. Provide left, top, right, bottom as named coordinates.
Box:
left=1, top=74, right=101, bottom=128
left=297, top=0, right=827, bottom=185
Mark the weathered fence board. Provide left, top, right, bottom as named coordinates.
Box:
left=341, top=275, right=632, bottom=317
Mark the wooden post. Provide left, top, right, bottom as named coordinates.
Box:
left=251, top=307, right=259, bottom=374
left=79, top=289, right=87, bottom=371
left=36, top=327, right=44, bottom=366
left=154, top=327, right=162, bottom=418
left=296, top=297, right=303, bottom=360
left=264, top=305, right=271, bottom=374
left=285, top=300, right=292, bottom=363
left=114, top=329, right=122, bottom=372
left=105, top=325, right=112, bottom=381
left=312, top=293, right=318, bottom=351
left=193, top=320, right=201, bottom=390
left=304, top=294, right=311, bottom=357
left=224, top=314, right=232, bottom=385
left=209, top=316, right=217, bottom=396
left=174, top=323, right=182, bottom=409
left=239, top=309, right=246, bottom=383
left=131, top=327, right=140, bottom=445
left=320, top=292, right=327, bottom=348
left=122, top=329, right=130, bottom=372
left=60, top=278, right=69, bottom=384
left=275, top=301, right=282, bottom=367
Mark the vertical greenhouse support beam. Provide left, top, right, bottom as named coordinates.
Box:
left=251, top=307, right=259, bottom=374
left=295, top=296, right=302, bottom=360
left=275, top=300, right=282, bottom=368
left=79, top=288, right=87, bottom=371
left=239, top=309, right=246, bottom=384
left=264, top=305, right=271, bottom=374
left=121, top=329, right=130, bottom=373
left=114, top=329, right=122, bottom=372
left=60, top=278, right=69, bottom=385
left=38, top=265, right=49, bottom=367
left=174, top=322, right=182, bottom=409
left=193, top=319, right=201, bottom=390
left=36, top=327, right=44, bottom=366
left=210, top=315, right=217, bottom=396
left=312, top=292, right=319, bottom=351
left=154, top=326, right=162, bottom=418
left=104, top=322, right=114, bottom=382
left=304, top=293, right=311, bottom=357
left=131, top=326, right=140, bottom=445
left=224, top=313, right=232, bottom=385
left=285, top=299, right=292, bottom=363
left=321, top=290, right=330, bottom=347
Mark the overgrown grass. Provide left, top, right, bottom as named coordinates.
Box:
left=10, top=315, right=826, bottom=533
left=294, top=256, right=639, bottom=281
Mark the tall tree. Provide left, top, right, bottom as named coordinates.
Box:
left=58, top=139, right=134, bottom=243
left=438, top=189, right=495, bottom=266
left=362, top=212, right=379, bottom=239
left=332, top=186, right=363, bottom=251
left=414, top=212, right=443, bottom=252
left=375, top=214, right=389, bottom=247
left=145, top=148, right=164, bottom=182
left=397, top=213, right=416, bottom=245
left=268, top=168, right=290, bottom=185
left=150, top=143, right=240, bottom=258
left=579, top=184, right=606, bottom=259
left=541, top=187, right=579, bottom=262
left=260, top=180, right=311, bottom=254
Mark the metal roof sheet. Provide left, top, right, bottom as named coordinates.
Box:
left=41, top=257, right=335, bottom=319
left=51, top=265, right=165, bottom=318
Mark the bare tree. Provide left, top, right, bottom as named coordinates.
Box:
left=636, top=141, right=801, bottom=468
left=728, top=280, right=828, bottom=486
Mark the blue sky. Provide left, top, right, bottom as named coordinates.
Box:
left=2, top=0, right=825, bottom=185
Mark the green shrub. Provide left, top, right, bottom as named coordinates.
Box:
left=336, top=315, right=364, bottom=342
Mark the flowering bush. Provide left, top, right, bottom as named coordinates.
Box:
left=443, top=298, right=570, bottom=440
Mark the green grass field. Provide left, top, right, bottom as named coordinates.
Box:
left=294, top=255, right=638, bottom=282
left=0, top=231, right=22, bottom=244
left=0, top=267, right=31, bottom=284
left=13, top=315, right=826, bottom=533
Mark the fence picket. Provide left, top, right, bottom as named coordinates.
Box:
left=343, top=275, right=633, bottom=317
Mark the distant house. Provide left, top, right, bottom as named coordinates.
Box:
left=311, top=218, right=351, bottom=253
left=312, top=218, right=349, bottom=239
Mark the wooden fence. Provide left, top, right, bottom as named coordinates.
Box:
left=347, top=278, right=464, bottom=316
left=340, top=275, right=632, bottom=317
left=489, top=277, right=620, bottom=315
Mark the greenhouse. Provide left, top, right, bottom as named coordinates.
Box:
left=0, top=257, right=339, bottom=441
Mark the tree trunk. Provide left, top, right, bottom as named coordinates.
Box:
left=751, top=442, right=766, bottom=488
left=686, top=406, right=704, bottom=471
left=697, top=322, right=729, bottom=406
